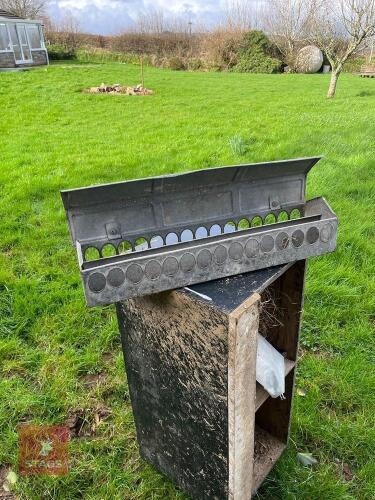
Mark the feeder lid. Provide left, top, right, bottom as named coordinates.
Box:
left=61, top=156, right=321, bottom=247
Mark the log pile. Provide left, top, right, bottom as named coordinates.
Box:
left=84, top=83, right=153, bottom=95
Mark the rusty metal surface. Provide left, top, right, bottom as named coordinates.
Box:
left=61, top=157, right=338, bottom=306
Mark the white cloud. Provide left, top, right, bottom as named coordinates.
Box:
left=48, top=0, right=228, bottom=34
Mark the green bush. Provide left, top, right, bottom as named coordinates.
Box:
left=235, top=53, right=282, bottom=74
left=47, top=43, right=76, bottom=60
left=233, top=30, right=282, bottom=74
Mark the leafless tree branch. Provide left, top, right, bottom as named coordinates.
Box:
left=0, top=0, right=48, bottom=19
left=308, top=0, right=375, bottom=96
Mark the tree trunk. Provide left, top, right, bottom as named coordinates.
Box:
left=327, top=69, right=340, bottom=99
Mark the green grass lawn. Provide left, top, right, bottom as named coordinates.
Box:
left=0, top=61, right=374, bottom=499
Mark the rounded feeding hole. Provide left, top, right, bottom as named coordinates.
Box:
left=251, top=216, right=263, bottom=227
left=229, top=242, right=243, bottom=261
left=292, top=229, right=304, bottom=247
left=290, top=208, right=301, bottom=220
left=180, top=253, right=196, bottom=272
left=197, top=249, right=212, bottom=268
left=278, top=211, right=289, bottom=222
left=264, top=213, right=276, bottom=225
left=245, top=238, right=259, bottom=258
left=261, top=235, right=274, bottom=253
left=135, top=238, right=148, bottom=251
left=107, top=268, right=125, bottom=288
left=195, top=226, right=208, bottom=239
left=101, top=244, right=117, bottom=258
left=214, top=245, right=227, bottom=264
left=209, top=224, right=222, bottom=237
left=163, top=256, right=179, bottom=276
left=180, top=229, right=194, bottom=242
left=276, top=232, right=290, bottom=250
left=88, top=272, right=106, bottom=293
left=224, top=221, right=236, bottom=233
left=238, top=218, right=250, bottom=230
left=166, top=232, right=179, bottom=245
left=118, top=240, right=132, bottom=254
left=126, top=264, right=143, bottom=284
left=320, top=223, right=333, bottom=243
left=150, top=235, right=164, bottom=249
left=145, top=260, right=162, bottom=280
left=85, top=247, right=100, bottom=261
left=306, top=226, right=319, bottom=244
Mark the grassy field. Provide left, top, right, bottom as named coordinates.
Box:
left=0, top=61, right=374, bottom=499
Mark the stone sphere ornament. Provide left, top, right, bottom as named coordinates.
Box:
left=295, top=45, right=323, bottom=73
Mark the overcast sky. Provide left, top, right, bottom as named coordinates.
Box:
left=48, top=0, right=229, bottom=35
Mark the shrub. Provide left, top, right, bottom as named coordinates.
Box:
left=344, top=57, right=366, bottom=73
left=233, top=30, right=282, bottom=74
left=76, top=48, right=151, bottom=65
left=234, top=53, right=282, bottom=74
left=187, top=58, right=204, bottom=71
left=110, top=32, right=197, bottom=58
left=47, top=43, right=76, bottom=60
left=166, top=56, right=186, bottom=70
left=201, top=29, right=243, bottom=70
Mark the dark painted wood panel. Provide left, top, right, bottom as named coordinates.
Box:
left=117, top=292, right=229, bottom=499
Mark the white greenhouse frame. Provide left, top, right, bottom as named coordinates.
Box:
left=0, top=14, right=48, bottom=66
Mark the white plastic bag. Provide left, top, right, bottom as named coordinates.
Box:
left=256, top=334, right=285, bottom=398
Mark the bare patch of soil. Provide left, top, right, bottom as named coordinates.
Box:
left=80, top=373, right=107, bottom=389
left=65, top=405, right=112, bottom=438
left=102, top=352, right=115, bottom=363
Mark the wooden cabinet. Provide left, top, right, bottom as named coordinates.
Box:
left=117, top=261, right=306, bottom=499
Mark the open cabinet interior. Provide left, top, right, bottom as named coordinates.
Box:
left=252, top=260, right=305, bottom=494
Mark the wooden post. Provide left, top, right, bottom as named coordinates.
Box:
left=140, top=55, right=144, bottom=88
left=117, top=262, right=306, bottom=499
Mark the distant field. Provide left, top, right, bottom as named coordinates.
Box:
left=0, top=61, right=374, bottom=499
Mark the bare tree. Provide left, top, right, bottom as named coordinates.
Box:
left=224, top=0, right=260, bottom=31
left=265, top=0, right=315, bottom=69
left=135, top=8, right=166, bottom=34
left=46, top=13, right=82, bottom=53
left=309, top=0, right=375, bottom=97
left=134, top=8, right=193, bottom=35
left=0, top=0, right=48, bottom=18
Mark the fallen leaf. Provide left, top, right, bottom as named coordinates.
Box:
left=342, top=463, right=354, bottom=481
left=297, top=388, right=306, bottom=396
left=297, top=452, right=318, bottom=466
left=5, top=471, right=17, bottom=485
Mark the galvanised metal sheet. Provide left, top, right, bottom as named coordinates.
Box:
left=61, top=157, right=338, bottom=306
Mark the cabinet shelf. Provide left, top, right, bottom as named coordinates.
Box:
left=252, top=425, right=286, bottom=494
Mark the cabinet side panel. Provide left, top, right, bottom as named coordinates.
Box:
left=228, top=295, right=260, bottom=499
left=117, top=292, right=229, bottom=500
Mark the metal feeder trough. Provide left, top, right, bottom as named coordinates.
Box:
left=61, top=156, right=338, bottom=307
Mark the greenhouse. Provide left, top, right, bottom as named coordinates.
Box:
left=0, top=9, right=48, bottom=70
